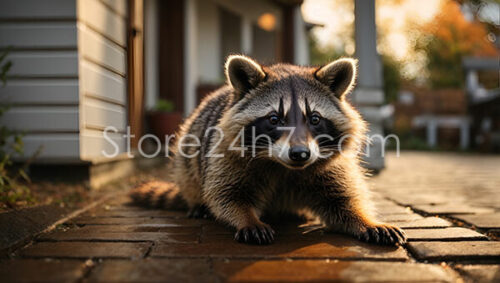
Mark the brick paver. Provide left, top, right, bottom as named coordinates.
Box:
left=452, top=213, right=500, bottom=229
left=214, top=260, right=455, bottom=282
left=40, top=230, right=199, bottom=243
left=70, top=216, right=205, bottom=226
left=404, top=227, right=487, bottom=241
left=408, top=241, right=500, bottom=261
left=151, top=233, right=409, bottom=260
left=47, top=224, right=201, bottom=234
left=389, top=216, right=453, bottom=228
left=21, top=242, right=150, bottom=259
left=213, top=260, right=457, bottom=282
left=454, top=264, right=500, bottom=282
left=412, top=203, right=495, bottom=215
left=380, top=213, right=424, bottom=222
left=87, top=259, right=216, bottom=283
left=2, top=151, right=500, bottom=282
left=0, top=259, right=87, bottom=282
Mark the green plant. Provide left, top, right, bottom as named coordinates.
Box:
left=382, top=55, right=402, bottom=103
left=0, top=50, right=37, bottom=208
left=0, top=49, right=12, bottom=85
left=154, top=99, right=175, bottom=113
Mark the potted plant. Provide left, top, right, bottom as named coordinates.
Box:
left=147, top=99, right=183, bottom=142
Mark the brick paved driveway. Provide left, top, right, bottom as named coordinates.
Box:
left=1, top=151, right=499, bottom=282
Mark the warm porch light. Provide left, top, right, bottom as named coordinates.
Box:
left=257, top=13, right=276, bottom=31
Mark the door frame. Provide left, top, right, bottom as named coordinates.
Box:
left=127, top=0, right=144, bottom=148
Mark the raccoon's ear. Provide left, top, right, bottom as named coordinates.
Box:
left=315, top=58, right=357, bottom=99
left=225, top=55, right=266, bottom=97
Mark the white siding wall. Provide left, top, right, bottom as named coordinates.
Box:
left=0, top=0, right=129, bottom=163
left=0, top=0, right=80, bottom=162
left=77, top=0, right=128, bottom=161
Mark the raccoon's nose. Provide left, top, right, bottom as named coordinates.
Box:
left=289, top=146, right=310, bottom=162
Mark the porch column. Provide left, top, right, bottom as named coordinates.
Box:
left=241, top=17, right=252, bottom=55
left=427, top=118, right=437, bottom=148
left=465, top=70, right=478, bottom=95
left=144, top=0, right=159, bottom=110
left=460, top=120, right=470, bottom=150
left=184, top=0, right=198, bottom=115
left=293, top=5, right=309, bottom=65
left=282, top=2, right=308, bottom=65
left=354, top=0, right=385, bottom=170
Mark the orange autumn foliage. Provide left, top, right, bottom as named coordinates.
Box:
left=423, top=0, right=498, bottom=57
left=417, top=0, right=498, bottom=88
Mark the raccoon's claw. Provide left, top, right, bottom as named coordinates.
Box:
left=234, top=224, right=275, bottom=245
left=187, top=204, right=212, bottom=219
left=358, top=224, right=407, bottom=246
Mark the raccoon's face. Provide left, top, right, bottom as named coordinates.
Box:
left=225, top=55, right=358, bottom=170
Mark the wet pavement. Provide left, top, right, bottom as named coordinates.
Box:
left=1, top=151, right=499, bottom=282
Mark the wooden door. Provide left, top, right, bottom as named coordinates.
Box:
left=128, top=0, right=144, bottom=147
left=159, top=0, right=184, bottom=114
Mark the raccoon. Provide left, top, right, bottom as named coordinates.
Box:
left=130, top=55, right=406, bottom=246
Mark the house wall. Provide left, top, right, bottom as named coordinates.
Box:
left=0, top=0, right=129, bottom=163
left=76, top=0, right=128, bottom=161
left=193, top=0, right=284, bottom=89
left=197, top=0, right=221, bottom=83
left=0, top=0, right=80, bottom=162
left=210, top=0, right=283, bottom=30
left=1, top=0, right=307, bottom=163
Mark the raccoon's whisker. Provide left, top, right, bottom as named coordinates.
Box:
left=317, top=134, right=339, bottom=141
left=253, top=142, right=272, bottom=147
left=319, top=150, right=340, bottom=155
left=319, top=144, right=342, bottom=149
left=319, top=147, right=341, bottom=154
left=251, top=143, right=271, bottom=146
left=249, top=146, right=271, bottom=150
left=317, top=137, right=344, bottom=146
left=319, top=151, right=339, bottom=155
left=318, top=133, right=344, bottom=142
left=319, top=150, right=339, bottom=154
left=247, top=146, right=273, bottom=150
left=318, top=145, right=342, bottom=151
left=251, top=142, right=272, bottom=146
left=319, top=145, right=342, bottom=149
left=243, top=151, right=261, bottom=163
left=317, top=142, right=340, bottom=148
left=243, top=152, right=270, bottom=169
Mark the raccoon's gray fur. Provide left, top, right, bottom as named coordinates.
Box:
left=130, top=55, right=406, bottom=246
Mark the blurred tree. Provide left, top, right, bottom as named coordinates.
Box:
left=416, top=0, right=498, bottom=88
left=381, top=55, right=402, bottom=103
left=308, top=32, right=346, bottom=66
left=309, top=30, right=402, bottom=103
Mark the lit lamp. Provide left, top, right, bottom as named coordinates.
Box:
left=257, top=13, right=276, bottom=31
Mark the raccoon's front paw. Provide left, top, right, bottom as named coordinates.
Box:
left=187, top=204, right=212, bottom=219
left=234, top=223, right=275, bottom=245
left=357, top=224, right=407, bottom=246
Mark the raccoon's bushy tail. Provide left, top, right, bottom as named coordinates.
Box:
left=129, top=181, right=188, bottom=210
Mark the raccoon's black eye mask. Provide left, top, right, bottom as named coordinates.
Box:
left=243, top=115, right=284, bottom=147
left=242, top=98, right=285, bottom=146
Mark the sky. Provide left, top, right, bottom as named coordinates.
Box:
left=376, top=0, right=442, bottom=59
left=301, top=0, right=443, bottom=77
